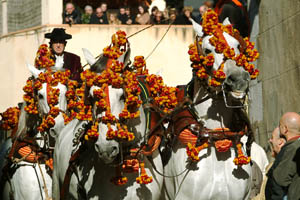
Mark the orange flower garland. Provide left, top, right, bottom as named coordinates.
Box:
left=34, top=44, right=55, bottom=69
left=133, top=56, right=179, bottom=114
left=23, top=79, right=38, bottom=115
left=233, top=143, right=251, bottom=166
left=85, top=121, right=99, bottom=140
left=133, top=56, right=147, bottom=75
left=37, top=107, right=60, bottom=132
left=111, top=176, right=128, bottom=186
left=0, top=107, right=20, bottom=130
left=186, top=142, right=209, bottom=162
left=111, top=166, right=128, bottom=186
left=136, top=162, right=153, bottom=184
left=103, top=30, right=127, bottom=59
left=145, top=73, right=179, bottom=114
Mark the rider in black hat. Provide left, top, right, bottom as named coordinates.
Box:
left=45, top=28, right=82, bottom=82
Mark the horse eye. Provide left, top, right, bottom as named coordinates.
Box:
left=237, top=44, right=241, bottom=49
left=205, top=49, right=211, bottom=55
left=38, top=94, right=44, bottom=99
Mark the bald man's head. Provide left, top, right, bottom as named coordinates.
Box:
left=280, top=112, right=300, bottom=139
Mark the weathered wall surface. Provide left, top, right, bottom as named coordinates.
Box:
left=257, top=0, right=300, bottom=153
left=0, top=24, right=194, bottom=112
left=0, top=2, right=2, bottom=34
left=7, top=0, right=41, bottom=32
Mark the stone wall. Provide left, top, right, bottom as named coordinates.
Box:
left=7, top=0, right=41, bottom=33
left=0, top=2, right=2, bottom=34
left=257, top=0, right=300, bottom=152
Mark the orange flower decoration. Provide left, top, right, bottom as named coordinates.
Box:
left=186, top=142, right=209, bottom=162
left=34, top=44, right=55, bottom=69
left=215, top=139, right=232, bottom=152
left=233, top=143, right=251, bottom=166
left=0, top=107, right=20, bottom=130
left=136, top=162, right=153, bottom=184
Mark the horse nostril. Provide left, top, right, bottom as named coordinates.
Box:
left=228, top=75, right=235, bottom=82
left=110, top=146, right=119, bottom=156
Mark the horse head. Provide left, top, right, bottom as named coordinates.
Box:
left=27, top=63, right=68, bottom=114
left=189, top=10, right=259, bottom=104
left=82, top=39, right=132, bottom=164
left=23, top=62, right=69, bottom=140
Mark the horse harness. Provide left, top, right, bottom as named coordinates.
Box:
left=168, top=82, right=254, bottom=160
left=0, top=132, right=54, bottom=200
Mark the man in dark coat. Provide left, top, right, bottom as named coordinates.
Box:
left=89, top=7, right=109, bottom=24
left=265, top=112, right=300, bottom=200
left=63, top=2, right=81, bottom=25
left=45, top=28, right=82, bottom=82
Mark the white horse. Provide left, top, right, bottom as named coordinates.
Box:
left=162, top=13, right=262, bottom=199
left=52, top=48, right=164, bottom=200
left=1, top=61, right=68, bottom=200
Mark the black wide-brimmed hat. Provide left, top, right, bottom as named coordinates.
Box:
left=45, top=28, right=72, bottom=41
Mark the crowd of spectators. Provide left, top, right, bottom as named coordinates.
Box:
left=62, top=1, right=216, bottom=26
left=62, top=0, right=250, bottom=37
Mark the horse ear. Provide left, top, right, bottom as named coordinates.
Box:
left=190, top=18, right=203, bottom=37
left=82, top=48, right=97, bottom=66
left=27, top=63, right=44, bottom=78
left=118, top=48, right=131, bottom=66
left=222, top=17, right=231, bottom=26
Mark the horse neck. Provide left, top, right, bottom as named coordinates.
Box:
left=192, top=79, right=210, bottom=104
left=50, top=112, right=65, bottom=138
left=132, top=105, right=147, bottom=146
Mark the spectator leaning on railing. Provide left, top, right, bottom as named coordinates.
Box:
left=108, top=12, right=121, bottom=25
left=100, top=2, right=109, bottom=24
left=125, top=7, right=135, bottom=25
left=135, top=4, right=150, bottom=25
left=81, top=5, right=94, bottom=24
left=117, top=6, right=127, bottom=24
left=176, top=6, right=194, bottom=25
left=89, top=7, right=108, bottom=24
left=63, top=2, right=82, bottom=25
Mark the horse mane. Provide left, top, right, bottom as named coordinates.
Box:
left=15, top=102, right=40, bottom=139
left=90, top=54, right=108, bottom=73
left=15, top=103, right=27, bottom=139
